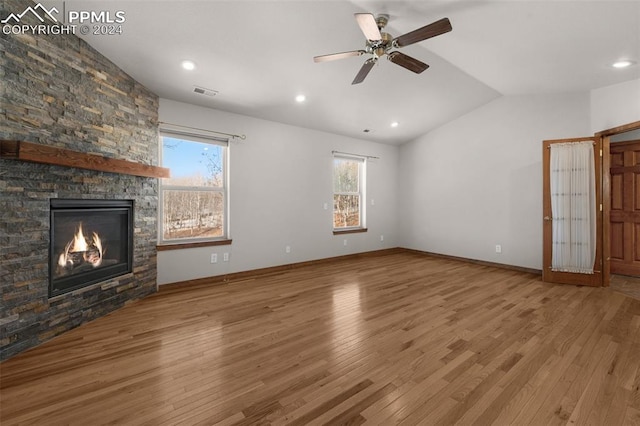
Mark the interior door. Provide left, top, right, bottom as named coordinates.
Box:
left=610, top=140, right=640, bottom=276
left=542, top=137, right=602, bottom=286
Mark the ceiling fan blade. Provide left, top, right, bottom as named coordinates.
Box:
left=394, top=17, right=452, bottom=47
left=355, top=13, right=382, bottom=41
left=352, top=58, right=377, bottom=85
left=314, top=50, right=366, bottom=63
left=387, top=51, right=429, bottom=74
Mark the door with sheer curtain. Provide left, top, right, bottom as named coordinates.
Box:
left=542, top=137, right=602, bottom=286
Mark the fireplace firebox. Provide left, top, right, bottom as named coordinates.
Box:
left=50, top=199, right=134, bottom=297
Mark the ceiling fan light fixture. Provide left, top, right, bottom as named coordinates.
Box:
left=612, top=59, right=635, bottom=68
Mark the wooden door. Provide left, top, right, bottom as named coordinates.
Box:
left=610, top=140, right=640, bottom=276
left=543, top=137, right=602, bottom=286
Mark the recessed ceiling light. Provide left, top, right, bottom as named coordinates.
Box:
left=390, top=121, right=399, bottom=128
left=181, top=60, right=196, bottom=71
left=295, top=94, right=306, bottom=103
left=612, top=60, right=635, bottom=69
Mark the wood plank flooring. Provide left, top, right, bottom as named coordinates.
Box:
left=1, top=251, right=640, bottom=425
left=611, top=274, right=640, bottom=301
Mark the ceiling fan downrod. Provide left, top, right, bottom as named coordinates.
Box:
left=375, top=14, right=389, bottom=30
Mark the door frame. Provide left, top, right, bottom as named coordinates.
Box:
left=596, top=120, right=640, bottom=287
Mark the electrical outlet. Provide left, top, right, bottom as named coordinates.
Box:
left=223, top=252, right=229, bottom=262
left=323, top=203, right=328, bottom=210
left=495, top=245, right=502, bottom=254
left=210, top=253, right=217, bottom=264
left=285, top=245, right=291, bottom=253
left=380, top=235, right=384, bottom=242
left=343, top=239, right=347, bottom=246
left=371, top=199, right=375, bottom=206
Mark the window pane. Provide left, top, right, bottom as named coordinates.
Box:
left=333, top=194, right=360, bottom=228
left=162, top=137, right=224, bottom=187
left=333, top=159, right=360, bottom=193
left=163, top=190, right=224, bottom=240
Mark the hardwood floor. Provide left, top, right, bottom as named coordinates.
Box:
left=611, top=274, right=640, bottom=301
left=1, top=251, right=640, bottom=425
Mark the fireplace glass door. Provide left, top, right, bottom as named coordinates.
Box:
left=50, top=199, right=133, bottom=297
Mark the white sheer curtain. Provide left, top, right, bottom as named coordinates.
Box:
left=550, top=141, right=596, bottom=274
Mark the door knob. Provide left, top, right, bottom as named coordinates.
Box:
left=543, top=216, right=552, bottom=221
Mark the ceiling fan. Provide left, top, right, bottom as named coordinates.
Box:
left=314, top=13, right=452, bottom=85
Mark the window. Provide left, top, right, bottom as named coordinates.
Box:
left=333, top=155, right=366, bottom=231
left=159, top=131, right=228, bottom=244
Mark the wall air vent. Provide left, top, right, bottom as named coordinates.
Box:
left=193, top=86, right=218, bottom=97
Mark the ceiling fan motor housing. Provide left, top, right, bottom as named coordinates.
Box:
left=369, top=32, right=393, bottom=58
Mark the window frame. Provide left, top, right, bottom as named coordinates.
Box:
left=158, top=130, right=230, bottom=246
left=332, top=154, right=367, bottom=233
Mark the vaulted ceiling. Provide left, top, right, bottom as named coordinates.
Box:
left=41, top=0, right=640, bottom=145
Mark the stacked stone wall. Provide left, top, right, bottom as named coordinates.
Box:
left=1, top=0, right=159, bottom=360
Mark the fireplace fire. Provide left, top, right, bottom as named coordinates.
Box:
left=50, top=199, right=133, bottom=297
left=56, top=223, right=106, bottom=273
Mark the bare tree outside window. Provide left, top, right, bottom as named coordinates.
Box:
left=163, top=190, right=223, bottom=239
left=160, top=136, right=227, bottom=242
left=333, top=157, right=364, bottom=229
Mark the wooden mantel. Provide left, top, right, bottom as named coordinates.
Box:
left=0, top=140, right=170, bottom=179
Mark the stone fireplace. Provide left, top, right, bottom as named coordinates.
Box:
left=1, top=0, right=161, bottom=360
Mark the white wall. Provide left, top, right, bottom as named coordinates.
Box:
left=158, top=81, right=634, bottom=283
left=611, top=128, right=640, bottom=142
left=157, top=99, right=399, bottom=284
left=398, top=93, right=590, bottom=270
left=590, top=79, right=640, bottom=134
